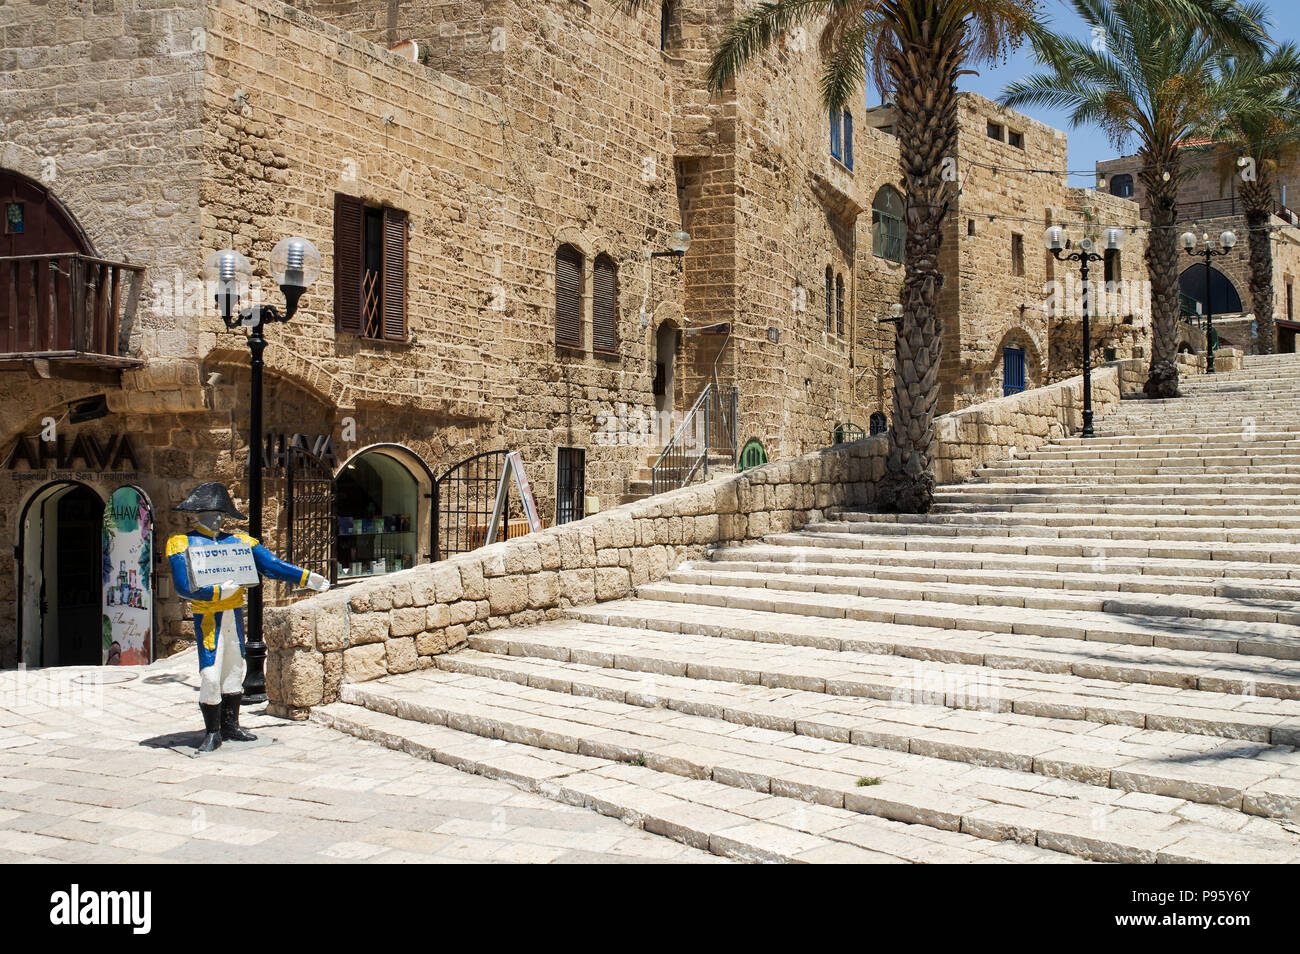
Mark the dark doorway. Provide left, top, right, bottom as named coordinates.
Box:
left=21, top=483, right=105, bottom=666
left=1179, top=265, right=1243, bottom=315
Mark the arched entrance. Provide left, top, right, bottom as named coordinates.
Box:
left=1, top=169, right=94, bottom=257
left=1179, top=265, right=1242, bottom=315
left=19, top=482, right=104, bottom=666
left=654, top=321, right=680, bottom=419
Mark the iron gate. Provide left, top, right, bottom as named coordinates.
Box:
left=434, top=450, right=528, bottom=560
left=285, top=443, right=336, bottom=583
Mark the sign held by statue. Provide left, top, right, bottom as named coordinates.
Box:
left=186, top=542, right=261, bottom=590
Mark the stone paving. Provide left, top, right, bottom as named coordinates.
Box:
left=0, top=653, right=722, bottom=863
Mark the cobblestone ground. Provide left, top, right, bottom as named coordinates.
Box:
left=0, top=652, right=724, bottom=864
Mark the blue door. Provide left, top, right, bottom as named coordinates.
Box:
left=1003, top=348, right=1026, bottom=396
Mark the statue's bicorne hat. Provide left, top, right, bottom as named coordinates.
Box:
left=174, top=482, right=246, bottom=520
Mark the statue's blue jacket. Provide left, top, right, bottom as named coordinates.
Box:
left=167, top=527, right=309, bottom=660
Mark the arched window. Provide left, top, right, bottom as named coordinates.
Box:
left=869, top=411, right=888, bottom=435
left=1108, top=174, right=1134, bottom=198
left=738, top=439, right=768, bottom=472
left=824, top=266, right=834, bottom=332
left=835, top=273, right=845, bottom=336
left=872, top=186, right=904, bottom=262
left=555, top=244, right=583, bottom=350
left=592, top=254, right=619, bottom=355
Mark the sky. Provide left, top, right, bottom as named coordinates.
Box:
left=938, top=0, right=1300, bottom=184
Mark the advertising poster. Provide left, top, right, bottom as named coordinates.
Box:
left=101, top=486, right=152, bottom=665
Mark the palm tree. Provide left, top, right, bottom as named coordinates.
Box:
left=1199, top=43, right=1300, bottom=354
left=698, top=0, right=1049, bottom=514
left=1003, top=0, right=1268, bottom=399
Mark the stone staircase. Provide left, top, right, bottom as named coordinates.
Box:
left=316, top=353, right=1300, bottom=863
left=618, top=450, right=737, bottom=506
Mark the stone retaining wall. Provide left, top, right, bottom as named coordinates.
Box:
left=265, top=354, right=1231, bottom=717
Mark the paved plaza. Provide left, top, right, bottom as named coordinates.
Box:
left=0, top=654, right=722, bottom=864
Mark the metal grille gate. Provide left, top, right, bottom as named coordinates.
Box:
left=285, top=443, right=336, bottom=583
left=434, top=450, right=528, bottom=560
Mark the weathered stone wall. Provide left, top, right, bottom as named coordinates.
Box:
left=265, top=351, right=1229, bottom=716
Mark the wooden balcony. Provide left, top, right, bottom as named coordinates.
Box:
left=0, top=253, right=145, bottom=381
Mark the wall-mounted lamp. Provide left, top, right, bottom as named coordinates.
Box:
left=646, top=230, right=692, bottom=260
left=880, top=302, right=904, bottom=326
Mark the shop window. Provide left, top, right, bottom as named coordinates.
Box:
left=334, top=193, right=407, bottom=342
left=336, top=452, right=419, bottom=580
left=592, top=254, right=619, bottom=355
left=555, top=243, right=583, bottom=350
left=872, top=186, right=904, bottom=263
left=556, top=447, right=586, bottom=525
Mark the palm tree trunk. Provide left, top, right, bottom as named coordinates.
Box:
left=1142, top=167, right=1182, bottom=398
left=1241, top=174, right=1275, bottom=354
left=876, top=30, right=960, bottom=515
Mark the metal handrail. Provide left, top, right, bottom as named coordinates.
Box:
left=650, top=383, right=738, bottom=495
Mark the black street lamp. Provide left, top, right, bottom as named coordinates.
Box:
left=1180, top=229, right=1237, bottom=374
left=1043, top=225, right=1127, bottom=438
left=203, top=237, right=322, bottom=703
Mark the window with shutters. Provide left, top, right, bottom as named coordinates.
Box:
left=824, top=266, right=833, bottom=332
left=334, top=193, right=407, bottom=342
left=835, top=273, right=845, bottom=337
left=555, top=244, right=583, bottom=351
left=592, top=254, right=619, bottom=356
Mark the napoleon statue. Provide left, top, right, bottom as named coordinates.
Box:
left=167, top=482, right=329, bottom=752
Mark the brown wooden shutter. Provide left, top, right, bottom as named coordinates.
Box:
left=381, top=206, right=407, bottom=341
left=555, top=244, right=582, bottom=350
left=334, top=193, right=364, bottom=336
left=592, top=254, right=619, bottom=355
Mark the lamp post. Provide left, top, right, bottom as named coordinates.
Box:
left=202, top=237, right=322, bottom=703
left=1044, top=225, right=1127, bottom=439
left=1180, top=230, right=1237, bottom=374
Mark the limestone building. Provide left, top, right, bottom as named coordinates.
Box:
left=1097, top=144, right=1300, bottom=353
left=0, top=0, right=1145, bottom=668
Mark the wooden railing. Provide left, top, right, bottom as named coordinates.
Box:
left=0, top=253, right=144, bottom=360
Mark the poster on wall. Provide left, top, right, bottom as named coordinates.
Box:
left=101, top=486, right=152, bottom=665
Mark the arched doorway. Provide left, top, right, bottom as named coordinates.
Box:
left=19, top=482, right=104, bottom=666
left=1, top=169, right=94, bottom=257
left=654, top=321, right=680, bottom=420
left=1179, top=265, right=1243, bottom=315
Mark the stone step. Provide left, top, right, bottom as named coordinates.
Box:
left=831, top=509, right=1300, bottom=531
left=570, top=599, right=1300, bottom=700
left=970, top=474, right=1300, bottom=487
left=769, top=528, right=1300, bottom=569
left=1026, top=445, right=1300, bottom=461
left=977, top=463, right=1300, bottom=476
left=311, top=701, right=1022, bottom=863
left=465, top=623, right=1300, bottom=746
left=332, top=671, right=1300, bottom=862
left=633, top=579, right=1300, bottom=662
left=667, top=564, right=1300, bottom=631
left=440, top=641, right=1300, bottom=819
left=703, top=553, right=1298, bottom=604
left=716, top=542, right=1300, bottom=584
left=932, top=499, right=1297, bottom=515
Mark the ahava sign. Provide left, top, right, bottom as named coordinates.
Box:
left=4, top=432, right=139, bottom=473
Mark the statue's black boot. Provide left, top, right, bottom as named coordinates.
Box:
left=221, top=693, right=257, bottom=742
left=197, top=703, right=223, bottom=753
